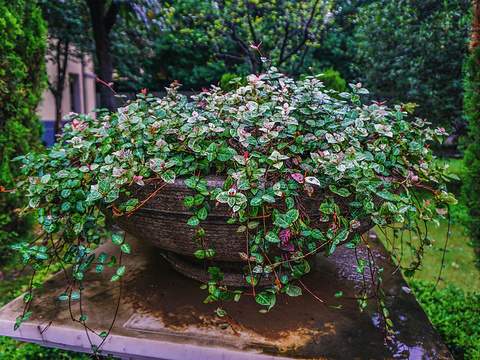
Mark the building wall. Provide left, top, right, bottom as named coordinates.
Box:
left=37, top=52, right=97, bottom=146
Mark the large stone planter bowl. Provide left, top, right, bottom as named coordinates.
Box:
left=109, top=175, right=378, bottom=286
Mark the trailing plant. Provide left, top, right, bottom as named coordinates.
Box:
left=0, top=0, right=46, bottom=266
left=9, top=69, right=457, bottom=349
left=0, top=263, right=90, bottom=359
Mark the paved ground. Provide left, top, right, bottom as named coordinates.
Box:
left=0, top=234, right=452, bottom=359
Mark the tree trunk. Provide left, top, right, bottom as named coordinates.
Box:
left=86, top=0, right=119, bottom=112
left=54, top=93, right=63, bottom=136
left=95, top=34, right=115, bottom=112
left=471, top=0, right=480, bottom=51
left=50, top=39, right=69, bottom=138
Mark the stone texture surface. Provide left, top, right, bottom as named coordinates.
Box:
left=0, top=233, right=453, bottom=360
left=110, top=176, right=376, bottom=263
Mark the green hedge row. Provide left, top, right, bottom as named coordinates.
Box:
left=462, top=46, right=480, bottom=270
left=409, top=279, right=480, bottom=359
left=0, top=0, right=46, bottom=265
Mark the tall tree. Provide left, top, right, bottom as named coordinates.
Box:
left=86, top=0, right=162, bottom=111
left=211, top=0, right=332, bottom=76
left=86, top=0, right=119, bottom=111
left=147, top=0, right=332, bottom=89
left=40, top=0, right=91, bottom=136
left=462, top=1, right=480, bottom=269
left=312, top=0, right=376, bottom=82
left=0, top=0, right=46, bottom=265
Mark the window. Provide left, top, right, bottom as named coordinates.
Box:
left=69, top=73, right=81, bottom=113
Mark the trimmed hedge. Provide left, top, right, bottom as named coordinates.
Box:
left=462, top=46, right=480, bottom=270
left=409, top=279, right=480, bottom=359
left=0, top=0, right=46, bottom=265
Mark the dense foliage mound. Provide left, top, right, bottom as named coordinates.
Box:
left=12, top=70, right=458, bottom=342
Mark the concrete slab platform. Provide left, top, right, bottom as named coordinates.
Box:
left=0, top=234, right=453, bottom=359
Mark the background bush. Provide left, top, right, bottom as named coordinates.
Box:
left=0, top=0, right=46, bottom=266
left=462, top=45, right=480, bottom=269
left=355, top=0, right=471, bottom=130
left=409, top=279, right=480, bottom=359
left=317, top=68, right=346, bottom=92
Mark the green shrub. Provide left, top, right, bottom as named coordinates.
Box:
left=462, top=46, right=480, bottom=269
left=355, top=0, right=471, bottom=129
left=0, top=337, right=90, bottom=360
left=0, top=0, right=46, bottom=266
left=318, top=68, right=346, bottom=92
left=219, top=72, right=247, bottom=92
left=409, top=279, right=480, bottom=359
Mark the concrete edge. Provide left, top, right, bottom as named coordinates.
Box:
left=0, top=318, right=292, bottom=360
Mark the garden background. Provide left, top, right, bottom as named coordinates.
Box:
left=1, top=0, right=480, bottom=358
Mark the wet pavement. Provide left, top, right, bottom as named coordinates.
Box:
left=0, top=234, right=453, bottom=359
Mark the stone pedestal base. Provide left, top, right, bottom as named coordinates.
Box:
left=0, top=234, right=452, bottom=359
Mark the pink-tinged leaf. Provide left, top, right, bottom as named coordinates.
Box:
left=291, top=173, right=304, bottom=183
left=350, top=220, right=361, bottom=229
left=330, top=222, right=339, bottom=234
left=279, top=243, right=295, bottom=252
left=279, top=229, right=291, bottom=244
left=112, top=167, right=126, bottom=178
left=278, top=229, right=294, bottom=251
